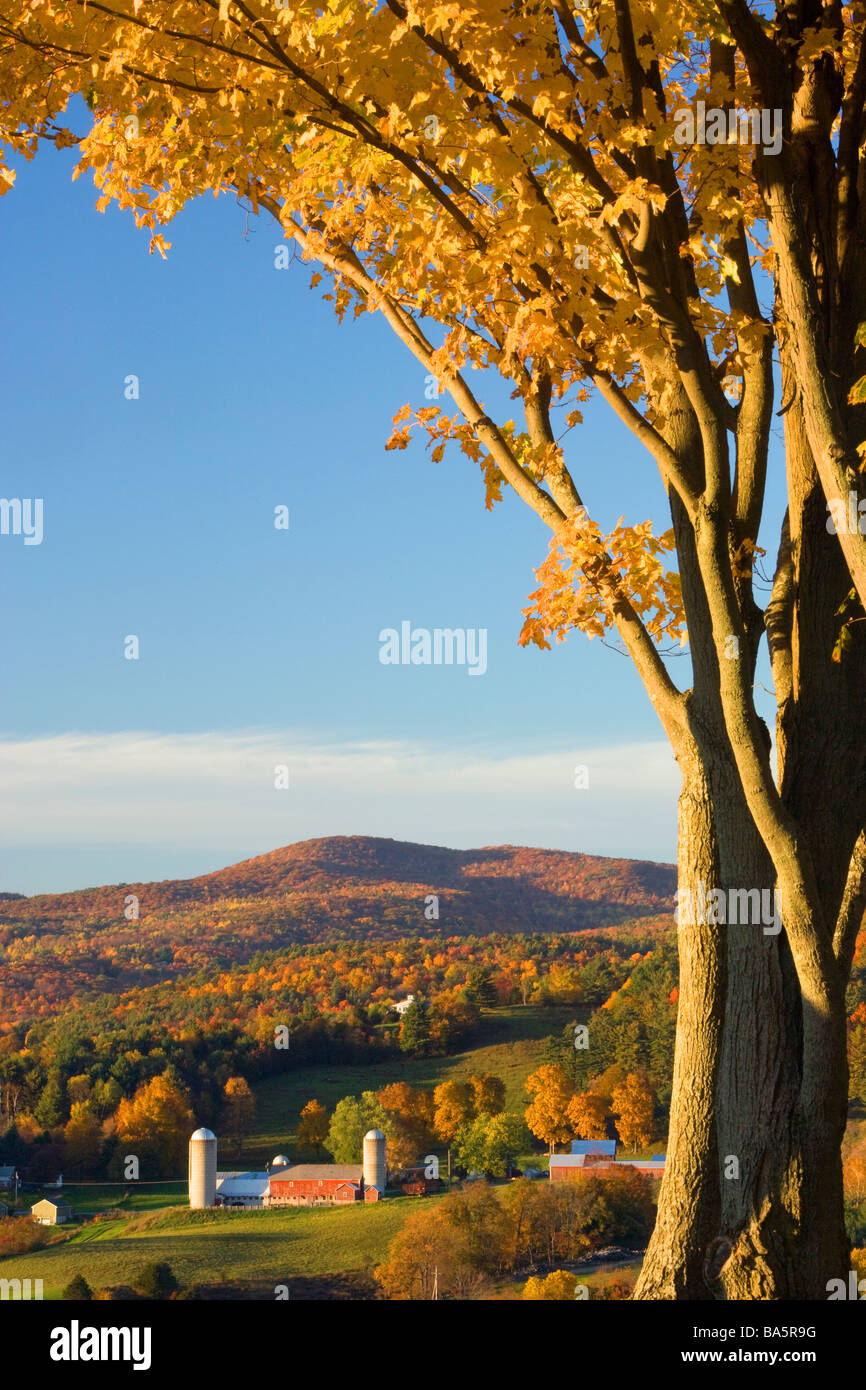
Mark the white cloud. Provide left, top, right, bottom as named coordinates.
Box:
left=0, top=730, right=679, bottom=890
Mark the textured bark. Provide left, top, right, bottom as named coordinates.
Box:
left=710, top=378, right=863, bottom=1299
left=635, top=392, right=748, bottom=1298
left=716, top=980, right=849, bottom=1299
left=647, top=363, right=861, bottom=1301
left=634, top=755, right=723, bottom=1298
left=638, top=738, right=852, bottom=1300
left=634, top=357, right=863, bottom=1299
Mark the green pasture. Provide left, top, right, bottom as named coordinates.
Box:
left=1, top=1196, right=425, bottom=1299
left=243, top=1004, right=580, bottom=1165
left=42, top=1183, right=188, bottom=1214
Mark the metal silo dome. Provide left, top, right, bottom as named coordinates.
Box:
left=363, top=1129, right=387, bottom=1194
left=189, top=1128, right=218, bottom=1209
left=271, top=1154, right=290, bottom=1167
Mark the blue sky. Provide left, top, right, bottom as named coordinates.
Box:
left=0, top=130, right=785, bottom=894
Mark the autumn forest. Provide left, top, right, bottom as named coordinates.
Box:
left=4, top=0, right=866, bottom=1335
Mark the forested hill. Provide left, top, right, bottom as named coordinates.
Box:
left=0, top=838, right=675, bottom=1023
left=3, top=836, right=676, bottom=931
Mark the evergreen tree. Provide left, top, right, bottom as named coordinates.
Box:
left=542, top=1021, right=588, bottom=1087
left=62, top=1274, right=92, bottom=1301
left=399, top=998, right=431, bottom=1057
left=34, top=1073, right=65, bottom=1130
left=466, top=970, right=497, bottom=1009
left=0, top=1124, right=28, bottom=1168
left=137, top=1261, right=179, bottom=1300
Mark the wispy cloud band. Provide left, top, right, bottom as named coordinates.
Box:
left=0, top=730, right=679, bottom=893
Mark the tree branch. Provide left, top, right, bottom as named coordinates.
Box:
left=833, top=830, right=866, bottom=978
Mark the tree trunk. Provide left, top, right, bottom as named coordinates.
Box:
left=636, top=736, right=851, bottom=1299
left=638, top=371, right=859, bottom=1300
left=633, top=753, right=724, bottom=1298
left=714, top=376, right=859, bottom=1299
left=634, top=717, right=783, bottom=1298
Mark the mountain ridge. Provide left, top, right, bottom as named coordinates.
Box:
left=2, top=834, right=676, bottom=929
left=0, top=836, right=676, bottom=1025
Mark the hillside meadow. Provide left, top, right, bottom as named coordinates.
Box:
left=242, top=1003, right=581, bottom=1165
left=3, top=1199, right=423, bottom=1299
left=3, top=1192, right=646, bottom=1301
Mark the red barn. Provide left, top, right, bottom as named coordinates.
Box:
left=549, top=1153, right=665, bottom=1182
left=401, top=1178, right=441, bottom=1196
left=267, top=1164, right=365, bottom=1205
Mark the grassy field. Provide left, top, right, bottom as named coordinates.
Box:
left=3, top=1197, right=430, bottom=1299
left=44, top=1184, right=189, bottom=1214
left=3, top=1196, right=646, bottom=1302
left=243, top=1003, right=579, bottom=1165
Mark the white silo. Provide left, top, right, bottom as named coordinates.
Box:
left=189, top=1127, right=217, bottom=1209
left=363, top=1128, right=387, bottom=1195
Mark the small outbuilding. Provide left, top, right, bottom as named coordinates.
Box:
left=213, top=1172, right=271, bottom=1208
left=550, top=1146, right=666, bottom=1182
left=401, top=1178, right=440, bottom=1197
left=570, top=1140, right=617, bottom=1158
left=31, top=1197, right=72, bottom=1225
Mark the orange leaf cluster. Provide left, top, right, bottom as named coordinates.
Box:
left=520, top=511, right=685, bottom=649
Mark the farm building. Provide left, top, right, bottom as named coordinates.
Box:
left=392, top=994, right=415, bottom=1016
left=190, top=1128, right=388, bottom=1209
left=570, top=1140, right=617, bottom=1158
left=268, top=1165, right=369, bottom=1205
left=213, top=1171, right=272, bottom=1207
left=189, top=1127, right=219, bottom=1209
left=0, top=1167, right=19, bottom=1209
left=31, top=1197, right=72, bottom=1225
left=398, top=1161, right=442, bottom=1196
left=401, top=1176, right=442, bottom=1196
left=0, top=1166, right=18, bottom=1197
left=550, top=1143, right=666, bottom=1182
